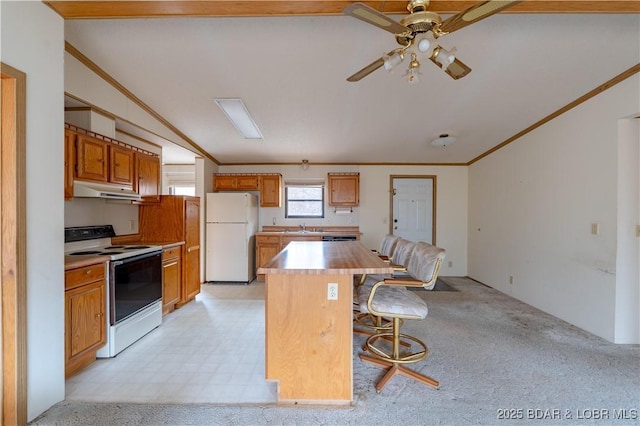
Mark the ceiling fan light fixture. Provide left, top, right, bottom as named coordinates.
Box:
left=383, top=52, right=403, bottom=71
left=404, top=52, right=422, bottom=83
left=431, top=45, right=457, bottom=71
left=432, top=133, right=456, bottom=147
left=416, top=35, right=434, bottom=53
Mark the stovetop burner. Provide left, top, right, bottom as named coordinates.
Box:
left=65, top=225, right=161, bottom=261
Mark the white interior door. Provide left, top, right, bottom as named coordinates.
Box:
left=391, top=177, right=435, bottom=244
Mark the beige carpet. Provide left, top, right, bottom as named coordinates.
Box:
left=31, top=277, right=640, bottom=425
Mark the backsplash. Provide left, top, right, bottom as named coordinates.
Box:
left=64, top=197, right=139, bottom=236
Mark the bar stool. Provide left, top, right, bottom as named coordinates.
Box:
left=359, top=242, right=446, bottom=392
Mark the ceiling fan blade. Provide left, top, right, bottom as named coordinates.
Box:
left=346, top=57, right=385, bottom=82
left=438, top=0, right=522, bottom=35
left=343, top=2, right=410, bottom=35
left=429, top=55, right=472, bottom=80
left=444, top=58, right=472, bottom=79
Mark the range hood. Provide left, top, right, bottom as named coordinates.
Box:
left=73, top=181, right=141, bottom=201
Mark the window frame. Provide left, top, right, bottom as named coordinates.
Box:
left=284, top=184, right=325, bottom=219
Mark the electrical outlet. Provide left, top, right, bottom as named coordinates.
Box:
left=509, top=275, right=514, bottom=285
left=591, top=223, right=599, bottom=235
left=448, top=261, right=453, bottom=268
left=327, top=283, right=338, bottom=300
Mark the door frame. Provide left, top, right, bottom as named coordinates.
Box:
left=1, top=62, right=28, bottom=425
left=389, top=175, right=437, bottom=245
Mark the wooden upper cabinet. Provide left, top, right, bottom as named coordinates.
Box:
left=213, top=173, right=282, bottom=207
left=64, top=130, right=76, bottom=200
left=109, top=145, right=134, bottom=186
left=214, top=175, right=237, bottom=191
left=328, top=173, right=360, bottom=207
left=135, top=153, right=160, bottom=202
left=76, top=134, right=108, bottom=182
left=237, top=175, right=260, bottom=190
left=260, top=174, right=282, bottom=207
left=213, top=174, right=259, bottom=191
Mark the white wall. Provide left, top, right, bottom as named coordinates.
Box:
left=64, top=198, right=140, bottom=235
left=218, top=164, right=469, bottom=277
left=615, top=117, right=640, bottom=343
left=1, top=1, right=66, bottom=420
left=468, top=75, right=640, bottom=342
left=65, top=53, right=198, bottom=156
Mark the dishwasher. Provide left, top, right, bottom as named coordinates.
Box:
left=321, top=235, right=358, bottom=242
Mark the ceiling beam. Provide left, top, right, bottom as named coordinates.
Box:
left=44, top=1, right=640, bottom=19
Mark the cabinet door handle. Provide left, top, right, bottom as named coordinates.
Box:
left=163, top=261, right=178, bottom=268
left=187, top=245, right=199, bottom=253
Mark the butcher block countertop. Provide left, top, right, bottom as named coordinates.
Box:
left=258, top=241, right=392, bottom=275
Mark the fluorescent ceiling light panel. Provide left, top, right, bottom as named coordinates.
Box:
left=214, top=98, right=263, bottom=139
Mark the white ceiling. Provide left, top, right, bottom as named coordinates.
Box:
left=63, top=11, right=639, bottom=165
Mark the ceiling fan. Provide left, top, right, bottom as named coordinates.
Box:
left=344, top=0, right=522, bottom=82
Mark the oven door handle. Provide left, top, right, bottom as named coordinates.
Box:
left=112, top=250, right=162, bottom=266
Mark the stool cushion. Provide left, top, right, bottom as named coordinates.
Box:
left=358, top=282, right=428, bottom=319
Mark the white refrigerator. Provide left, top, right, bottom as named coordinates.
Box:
left=205, top=192, right=259, bottom=283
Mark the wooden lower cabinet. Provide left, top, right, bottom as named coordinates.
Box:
left=64, top=263, right=107, bottom=378
left=256, top=236, right=281, bottom=275
left=256, top=234, right=322, bottom=279
left=139, top=195, right=201, bottom=307
left=162, top=246, right=182, bottom=315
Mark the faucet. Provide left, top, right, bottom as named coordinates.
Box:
left=300, top=223, right=306, bottom=232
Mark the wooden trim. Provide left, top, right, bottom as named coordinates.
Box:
left=220, top=162, right=467, bottom=166
left=115, top=128, right=163, bottom=151
left=44, top=1, right=640, bottom=19
left=389, top=175, right=437, bottom=246
left=65, top=123, right=159, bottom=158
left=65, top=92, right=200, bottom=159
left=467, top=63, right=640, bottom=165
left=0, top=62, right=28, bottom=426
left=64, top=42, right=220, bottom=164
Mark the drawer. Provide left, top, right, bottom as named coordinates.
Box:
left=65, top=264, right=105, bottom=290
left=163, top=246, right=181, bottom=260
left=257, top=236, right=280, bottom=244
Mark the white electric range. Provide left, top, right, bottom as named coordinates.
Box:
left=65, top=225, right=163, bottom=357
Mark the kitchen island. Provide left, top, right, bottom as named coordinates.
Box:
left=258, top=241, right=393, bottom=405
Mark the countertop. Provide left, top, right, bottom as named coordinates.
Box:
left=257, top=226, right=361, bottom=237
left=257, top=241, right=392, bottom=275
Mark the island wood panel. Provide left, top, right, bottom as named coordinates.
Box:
left=265, top=273, right=352, bottom=404
left=260, top=241, right=392, bottom=404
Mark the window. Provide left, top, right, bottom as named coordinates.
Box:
left=285, top=185, right=324, bottom=218
left=169, top=185, right=196, bottom=196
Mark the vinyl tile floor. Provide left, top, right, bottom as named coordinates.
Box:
left=65, top=281, right=278, bottom=404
